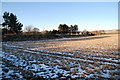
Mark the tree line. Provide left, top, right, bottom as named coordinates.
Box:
left=2, top=12, right=97, bottom=36
left=2, top=12, right=80, bottom=35
left=58, top=24, right=78, bottom=34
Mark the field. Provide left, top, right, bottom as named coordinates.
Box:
left=2, top=34, right=120, bottom=79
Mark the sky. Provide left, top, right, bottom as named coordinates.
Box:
left=1, top=0, right=119, bottom=2
left=2, top=2, right=118, bottom=31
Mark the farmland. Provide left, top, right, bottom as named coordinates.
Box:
left=2, top=34, right=120, bottom=79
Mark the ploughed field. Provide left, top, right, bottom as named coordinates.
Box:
left=2, top=34, right=120, bottom=79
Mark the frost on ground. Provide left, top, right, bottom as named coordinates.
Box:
left=2, top=34, right=120, bottom=80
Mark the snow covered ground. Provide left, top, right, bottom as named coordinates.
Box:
left=2, top=34, right=120, bottom=79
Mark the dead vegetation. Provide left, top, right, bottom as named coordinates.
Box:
left=2, top=34, right=119, bottom=79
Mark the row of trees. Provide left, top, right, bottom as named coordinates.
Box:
left=24, top=24, right=79, bottom=34
left=2, top=12, right=96, bottom=36
left=58, top=24, right=78, bottom=33
left=2, top=12, right=79, bottom=35
left=1, top=12, right=105, bottom=36
left=39, top=24, right=79, bottom=35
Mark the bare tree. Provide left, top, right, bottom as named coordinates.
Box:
left=24, top=25, right=33, bottom=33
